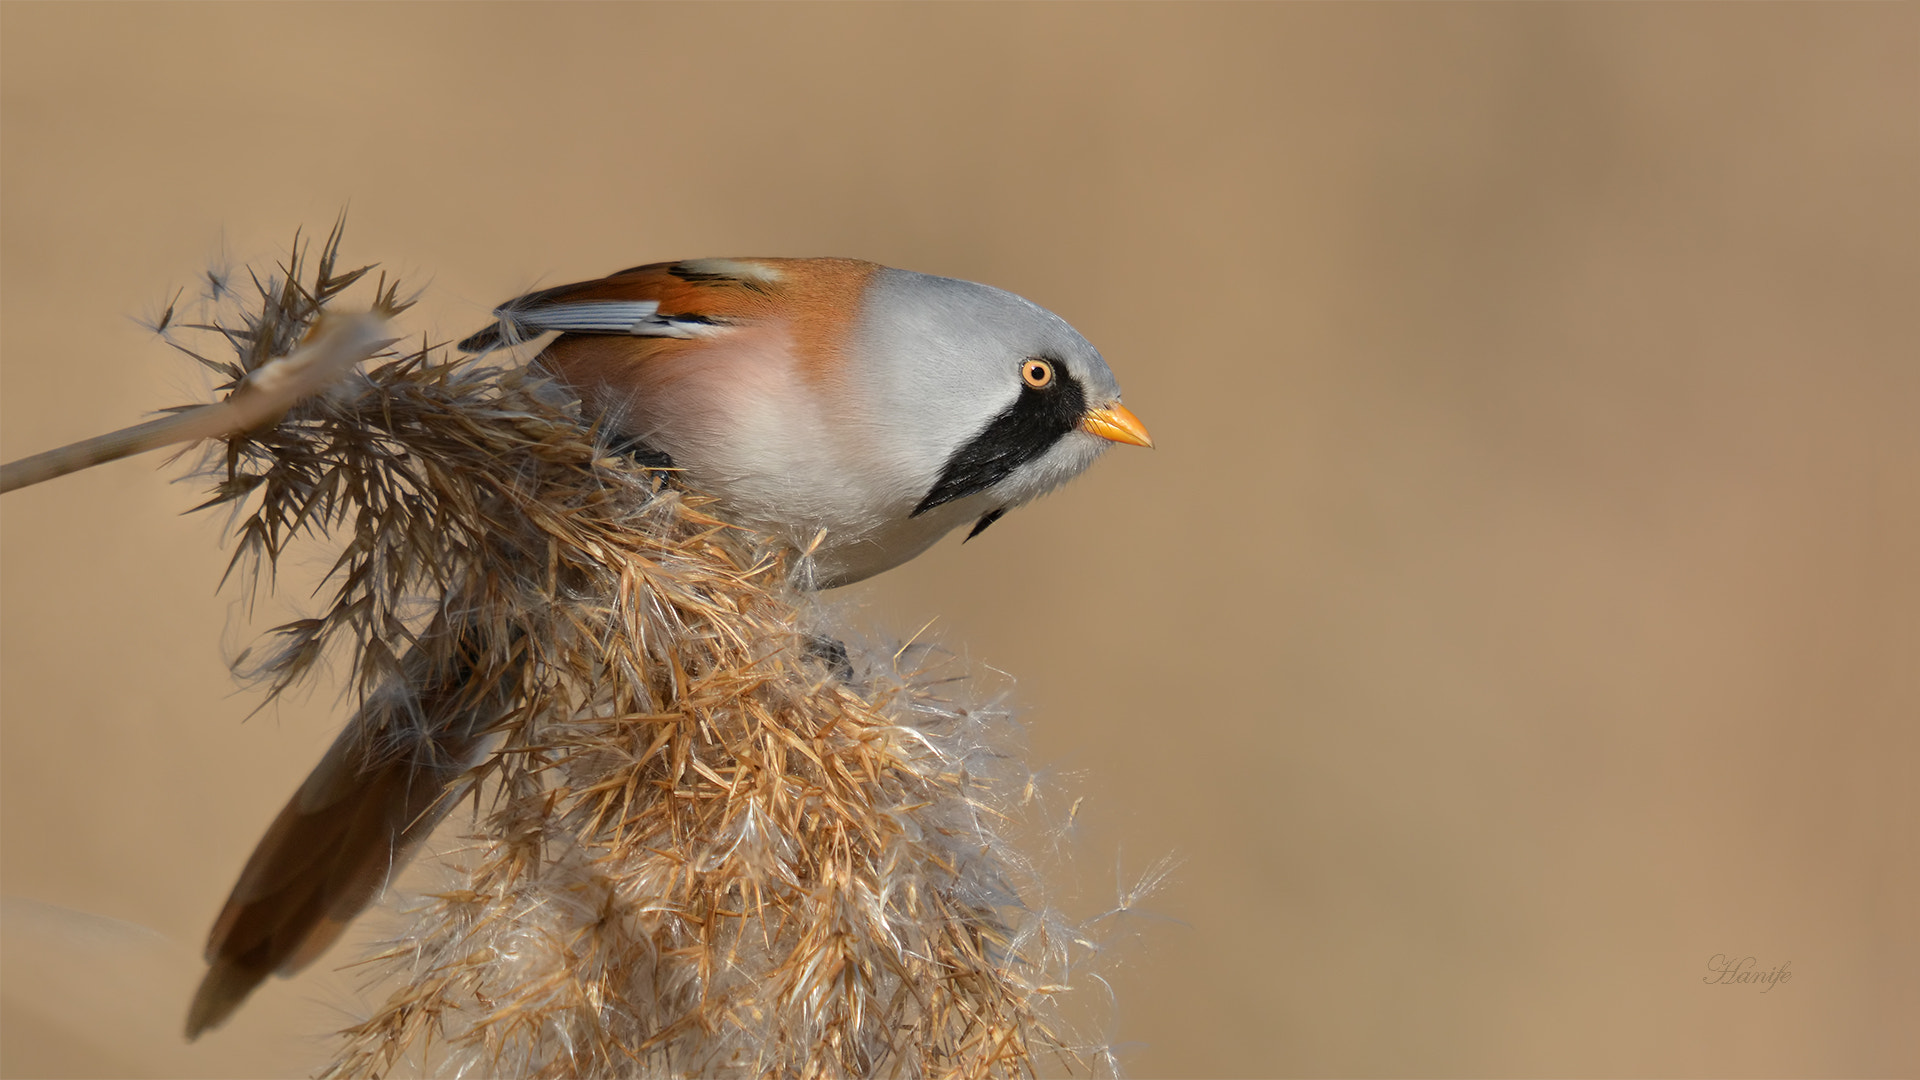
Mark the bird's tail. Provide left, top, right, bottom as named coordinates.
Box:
left=186, top=630, right=514, bottom=1040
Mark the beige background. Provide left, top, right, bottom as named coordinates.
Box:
left=2, top=3, right=1913, bottom=1077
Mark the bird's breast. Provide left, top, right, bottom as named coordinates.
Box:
left=545, top=326, right=939, bottom=586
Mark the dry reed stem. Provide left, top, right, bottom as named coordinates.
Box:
left=0, top=311, right=396, bottom=493
left=172, top=225, right=1135, bottom=1078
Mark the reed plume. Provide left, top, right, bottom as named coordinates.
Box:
left=164, top=225, right=1143, bottom=1078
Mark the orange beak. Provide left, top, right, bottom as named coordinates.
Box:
left=1080, top=403, right=1154, bottom=448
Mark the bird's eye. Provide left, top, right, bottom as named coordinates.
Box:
left=1021, top=358, right=1055, bottom=389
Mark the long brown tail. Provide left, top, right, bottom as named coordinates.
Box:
left=186, top=639, right=513, bottom=1039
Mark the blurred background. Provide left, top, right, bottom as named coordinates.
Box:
left=2, top=4, right=1913, bottom=1076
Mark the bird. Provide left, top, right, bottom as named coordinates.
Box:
left=186, top=256, right=1151, bottom=1038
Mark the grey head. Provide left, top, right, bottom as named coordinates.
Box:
left=848, top=268, right=1141, bottom=535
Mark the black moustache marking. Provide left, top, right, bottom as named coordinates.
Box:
left=913, top=363, right=1087, bottom=517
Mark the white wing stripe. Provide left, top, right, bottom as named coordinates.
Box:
left=496, top=301, right=735, bottom=340
left=505, top=301, right=661, bottom=334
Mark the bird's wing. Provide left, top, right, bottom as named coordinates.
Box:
left=457, top=258, right=883, bottom=449
left=457, top=258, right=865, bottom=352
